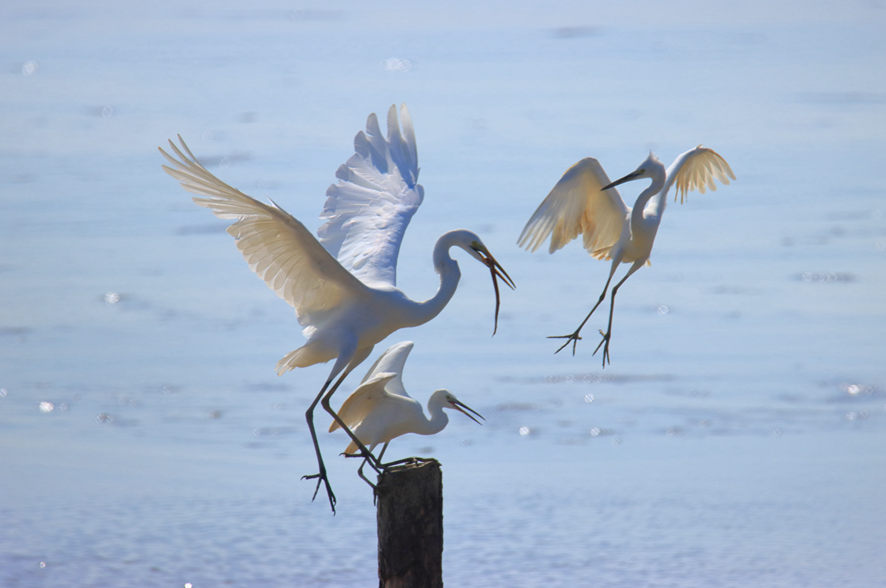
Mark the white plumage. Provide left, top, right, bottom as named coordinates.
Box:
left=519, top=146, right=735, bottom=365
left=329, top=342, right=483, bottom=482
left=160, top=104, right=513, bottom=513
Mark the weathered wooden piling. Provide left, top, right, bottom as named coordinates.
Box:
left=376, top=459, right=443, bottom=588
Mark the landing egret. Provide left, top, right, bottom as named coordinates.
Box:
left=518, top=147, right=734, bottom=366
left=160, top=104, right=514, bottom=512
left=330, top=341, right=483, bottom=486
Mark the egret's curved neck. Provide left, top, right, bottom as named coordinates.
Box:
left=632, top=167, right=667, bottom=225
left=416, top=398, right=449, bottom=436
left=406, top=231, right=464, bottom=327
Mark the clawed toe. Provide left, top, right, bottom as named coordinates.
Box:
left=342, top=450, right=381, bottom=472
left=302, top=470, right=337, bottom=513
left=592, top=329, right=611, bottom=367
left=548, top=332, right=582, bottom=355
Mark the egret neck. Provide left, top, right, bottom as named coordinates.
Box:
left=403, top=230, right=465, bottom=326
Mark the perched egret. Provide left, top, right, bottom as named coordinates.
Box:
left=160, top=104, right=514, bottom=513
left=330, top=341, right=483, bottom=486
left=518, top=146, right=734, bottom=366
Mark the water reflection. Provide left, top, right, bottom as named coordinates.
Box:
left=798, top=272, right=855, bottom=283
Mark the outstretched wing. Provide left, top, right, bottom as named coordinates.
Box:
left=358, top=341, right=414, bottom=398
left=160, top=136, right=370, bottom=330
left=665, top=146, right=736, bottom=204
left=517, top=157, right=629, bottom=259
left=330, top=372, right=398, bottom=432
left=317, top=104, right=424, bottom=289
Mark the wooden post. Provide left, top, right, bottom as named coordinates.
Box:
left=376, top=459, right=443, bottom=588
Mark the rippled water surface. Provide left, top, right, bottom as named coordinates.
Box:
left=2, top=1, right=886, bottom=586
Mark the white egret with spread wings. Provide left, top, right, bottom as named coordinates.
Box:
left=330, top=341, right=483, bottom=487
left=518, top=147, right=734, bottom=366
left=160, top=104, right=513, bottom=513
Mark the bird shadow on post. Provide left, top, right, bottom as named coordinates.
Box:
left=376, top=459, right=443, bottom=588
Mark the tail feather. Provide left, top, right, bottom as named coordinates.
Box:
left=275, top=347, right=313, bottom=376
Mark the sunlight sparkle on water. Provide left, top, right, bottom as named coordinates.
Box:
left=39, top=401, right=54, bottom=413
left=379, top=58, right=412, bottom=72
left=841, top=383, right=872, bottom=397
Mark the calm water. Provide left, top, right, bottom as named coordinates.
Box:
left=2, top=1, right=885, bottom=586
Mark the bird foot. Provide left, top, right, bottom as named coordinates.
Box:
left=342, top=450, right=382, bottom=473
left=302, top=469, right=337, bottom=514
left=592, top=329, right=611, bottom=368
left=376, top=456, right=438, bottom=475
left=548, top=331, right=583, bottom=355
left=365, top=457, right=438, bottom=506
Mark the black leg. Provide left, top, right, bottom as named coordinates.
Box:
left=322, top=386, right=382, bottom=473
left=303, top=374, right=342, bottom=514
left=592, top=261, right=642, bottom=368
left=549, top=267, right=617, bottom=355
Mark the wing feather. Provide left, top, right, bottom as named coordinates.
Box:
left=668, top=146, right=736, bottom=204
left=330, top=341, right=415, bottom=432
left=317, top=104, right=424, bottom=289
left=358, top=341, right=413, bottom=396
left=159, top=136, right=370, bottom=329
left=330, top=372, right=398, bottom=432
left=518, top=158, right=628, bottom=259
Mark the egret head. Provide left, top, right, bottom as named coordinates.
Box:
left=450, top=230, right=516, bottom=335
left=601, top=152, right=664, bottom=191
left=436, top=390, right=485, bottom=425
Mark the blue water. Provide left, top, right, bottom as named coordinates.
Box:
left=2, top=1, right=886, bottom=586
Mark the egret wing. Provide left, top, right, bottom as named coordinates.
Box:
left=317, top=104, right=424, bottom=289
left=517, top=158, right=628, bottom=259
left=358, top=341, right=414, bottom=398
left=330, top=372, right=399, bottom=432
left=160, top=137, right=371, bottom=330
left=666, top=146, right=735, bottom=204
